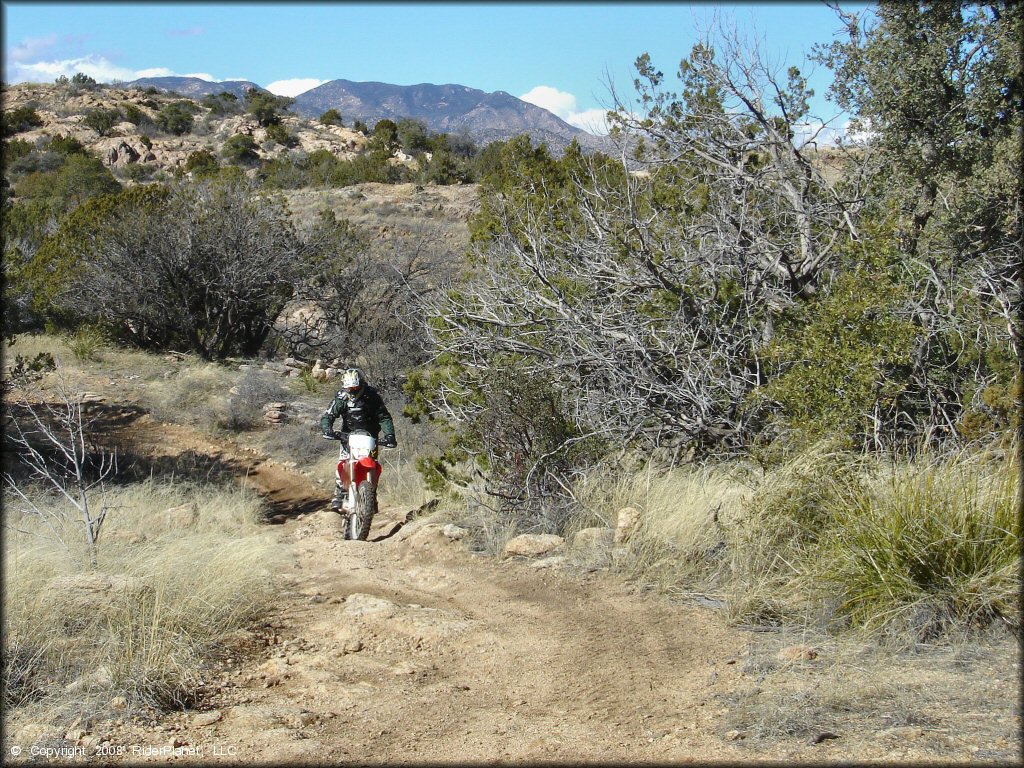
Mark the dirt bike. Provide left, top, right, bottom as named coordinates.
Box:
left=326, top=430, right=384, bottom=540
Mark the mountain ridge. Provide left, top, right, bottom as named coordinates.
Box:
left=122, top=75, right=607, bottom=152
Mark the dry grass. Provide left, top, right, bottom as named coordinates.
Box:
left=576, top=458, right=757, bottom=597
left=2, top=479, right=281, bottom=723
left=576, top=440, right=1020, bottom=641
left=716, top=627, right=1019, bottom=760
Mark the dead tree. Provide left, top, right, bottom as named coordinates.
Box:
left=3, top=371, right=117, bottom=567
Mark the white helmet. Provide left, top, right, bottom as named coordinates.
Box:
left=340, top=368, right=364, bottom=397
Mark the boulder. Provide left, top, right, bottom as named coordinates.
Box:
left=614, top=506, right=643, bottom=544
left=502, top=533, right=565, bottom=558
left=776, top=645, right=819, bottom=661
left=65, top=665, right=113, bottom=693
left=45, top=573, right=149, bottom=614
left=442, top=524, right=468, bottom=541
left=164, top=502, right=199, bottom=528
left=343, top=593, right=399, bottom=618
left=572, top=527, right=614, bottom=551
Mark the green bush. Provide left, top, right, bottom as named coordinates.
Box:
left=815, top=449, right=1020, bottom=639
left=123, top=104, right=149, bottom=126
left=67, top=325, right=106, bottom=361
left=2, top=106, right=44, bottom=137
left=155, top=102, right=195, bottom=135
left=201, top=92, right=241, bottom=116
left=83, top=108, right=121, bottom=136
left=182, top=149, right=219, bottom=178
left=319, top=109, right=343, bottom=126
left=221, top=134, right=259, bottom=165
left=264, top=122, right=297, bottom=147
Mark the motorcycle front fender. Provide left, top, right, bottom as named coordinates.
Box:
left=351, top=456, right=382, bottom=487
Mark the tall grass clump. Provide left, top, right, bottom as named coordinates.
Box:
left=583, top=440, right=1020, bottom=642
left=576, top=458, right=754, bottom=592
left=66, top=326, right=107, bottom=362
left=813, top=448, right=1020, bottom=639
left=2, top=479, right=281, bottom=720
left=724, top=442, right=860, bottom=626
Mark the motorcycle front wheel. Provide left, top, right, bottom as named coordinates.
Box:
left=347, top=478, right=377, bottom=541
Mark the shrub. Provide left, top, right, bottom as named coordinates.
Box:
left=182, top=149, right=219, bottom=178
left=123, top=104, right=148, bottom=126
left=2, top=479, right=279, bottom=713
left=265, top=122, right=297, bottom=147
left=83, top=107, right=121, bottom=136
left=201, top=92, right=241, bottom=116
left=2, top=106, right=44, bottom=137
left=67, top=325, right=106, bottom=361
left=221, top=366, right=287, bottom=431
left=155, top=102, right=195, bottom=135
left=319, top=108, right=343, bottom=126
left=814, top=448, right=1020, bottom=639
left=221, top=133, right=259, bottom=165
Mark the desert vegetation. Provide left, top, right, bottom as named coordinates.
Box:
left=406, top=3, right=1021, bottom=641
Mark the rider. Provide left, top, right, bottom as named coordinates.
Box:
left=320, top=368, right=397, bottom=511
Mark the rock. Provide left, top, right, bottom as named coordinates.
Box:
left=502, top=533, right=565, bottom=558
left=45, top=574, right=149, bottom=614
left=164, top=502, right=199, bottom=528
left=343, top=593, right=399, bottom=618
left=442, top=524, right=468, bottom=541
left=191, top=710, right=222, bottom=727
left=105, top=530, right=146, bottom=545
left=65, top=665, right=113, bottom=693
left=530, top=555, right=567, bottom=569
left=572, top=527, right=614, bottom=552
left=809, top=731, right=840, bottom=745
left=263, top=402, right=289, bottom=411
left=725, top=729, right=747, bottom=741
left=340, top=637, right=363, bottom=654
left=776, top=645, right=819, bottom=661
left=614, top=507, right=642, bottom=544
left=109, top=696, right=128, bottom=711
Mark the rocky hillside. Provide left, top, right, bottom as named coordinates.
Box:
left=112, top=75, right=605, bottom=153
left=125, top=76, right=267, bottom=99
left=3, top=81, right=368, bottom=178
left=291, top=79, right=606, bottom=152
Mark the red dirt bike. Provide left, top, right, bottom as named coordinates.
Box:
left=326, top=430, right=384, bottom=540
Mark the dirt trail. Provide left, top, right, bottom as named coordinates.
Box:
left=84, top=412, right=762, bottom=762
left=61, top=404, right=1018, bottom=764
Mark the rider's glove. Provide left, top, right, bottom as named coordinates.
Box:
left=380, top=434, right=397, bottom=448
left=322, top=430, right=337, bottom=440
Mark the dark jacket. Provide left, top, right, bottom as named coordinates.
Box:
left=320, top=385, right=395, bottom=439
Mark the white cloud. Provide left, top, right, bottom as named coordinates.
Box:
left=519, top=85, right=610, bottom=135
left=167, top=26, right=204, bottom=38
left=9, top=34, right=59, bottom=63
left=265, top=78, right=326, bottom=97
left=6, top=55, right=221, bottom=85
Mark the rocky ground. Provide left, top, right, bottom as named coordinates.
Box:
left=4, top=81, right=367, bottom=177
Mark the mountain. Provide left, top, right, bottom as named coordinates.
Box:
left=125, top=76, right=267, bottom=99
left=292, top=79, right=605, bottom=152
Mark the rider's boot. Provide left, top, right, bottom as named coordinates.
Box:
left=331, top=483, right=346, bottom=512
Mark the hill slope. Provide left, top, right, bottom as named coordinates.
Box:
left=292, top=79, right=607, bottom=151
left=125, top=76, right=268, bottom=99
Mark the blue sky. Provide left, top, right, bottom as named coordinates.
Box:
left=3, top=2, right=872, bottom=135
